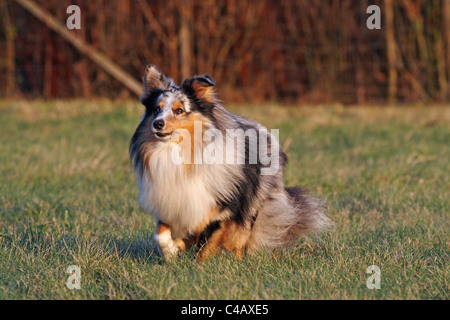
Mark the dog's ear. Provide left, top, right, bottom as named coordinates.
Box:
left=143, top=64, right=173, bottom=93
left=182, top=75, right=216, bottom=103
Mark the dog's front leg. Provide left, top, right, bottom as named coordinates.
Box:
left=153, top=221, right=181, bottom=260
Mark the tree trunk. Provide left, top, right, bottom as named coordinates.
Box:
left=1, top=0, right=18, bottom=97
left=444, top=0, right=450, bottom=100
left=385, top=0, right=398, bottom=104
left=179, top=0, right=193, bottom=81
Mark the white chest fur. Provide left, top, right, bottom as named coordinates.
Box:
left=137, top=143, right=215, bottom=237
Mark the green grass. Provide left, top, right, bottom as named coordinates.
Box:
left=0, top=99, right=448, bottom=299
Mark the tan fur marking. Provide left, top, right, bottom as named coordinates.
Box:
left=194, top=218, right=253, bottom=260
left=172, top=100, right=184, bottom=112
left=164, top=114, right=210, bottom=172
left=220, top=221, right=252, bottom=259
left=156, top=222, right=170, bottom=235
left=137, top=113, right=211, bottom=177
left=192, top=83, right=216, bottom=103
left=197, top=226, right=225, bottom=261
left=176, top=235, right=196, bottom=252
left=144, top=65, right=169, bottom=91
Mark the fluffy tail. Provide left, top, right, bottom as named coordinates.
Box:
left=247, top=186, right=333, bottom=252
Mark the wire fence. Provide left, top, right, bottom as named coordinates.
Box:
left=1, top=0, right=449, bottom=104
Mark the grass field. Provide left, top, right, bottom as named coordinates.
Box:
left=0, top=100, right=448, bottom=300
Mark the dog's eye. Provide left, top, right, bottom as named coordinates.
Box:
left=154, top=107, right=160, bottom=115
left=175, top=108, right=184, bottom=115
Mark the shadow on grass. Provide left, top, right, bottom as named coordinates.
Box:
left=0, top=224, right=167, bottom=266
left=2, top=223, right=338, bottom=267
left=105, top=235, right=202, bottom=263
left=99, top=234, right=166, bottom=265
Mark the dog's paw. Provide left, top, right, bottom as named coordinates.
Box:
left=153, top=228, right=180, bottom=260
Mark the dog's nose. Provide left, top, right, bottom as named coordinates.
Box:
left=153, top=119, right=165, bottom=130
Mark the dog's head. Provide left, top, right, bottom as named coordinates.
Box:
left=140, top=64, right=216, bottom=141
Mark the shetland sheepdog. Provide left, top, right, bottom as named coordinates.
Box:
left=130, top=64, right=332, bottom=260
